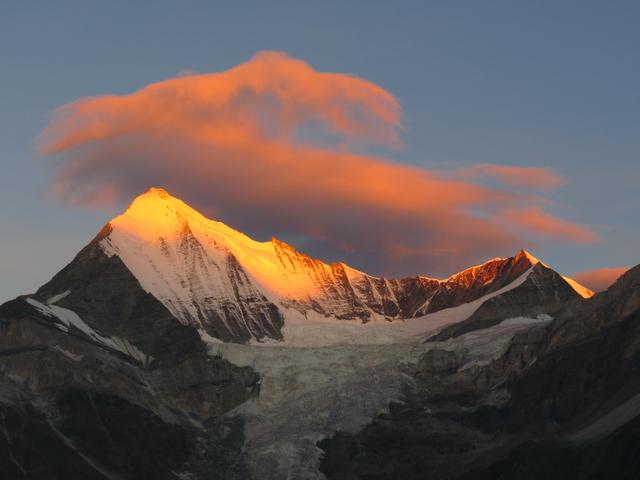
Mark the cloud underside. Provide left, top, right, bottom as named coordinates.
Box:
left=40, top=51, right=597, bottom=276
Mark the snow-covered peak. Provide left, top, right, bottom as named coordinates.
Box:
left=102, top=189, right=389, bottom=325
left=108, top=189, right=290, bottom=288
left=111, top=187, right=288, bottom=282
left=92, top=188, right=586, bottom=343
left=512, top=249, right=592, bottom=298
left=111, top=188, right=551, bottom=297
left=117, top=186, right=202, bottom=235
left=106, top=188, right=382, bottom=303
left=442, top=249, right=537, bottom=286
left=118, top=187, right=255, bottom=243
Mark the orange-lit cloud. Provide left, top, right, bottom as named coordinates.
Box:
left=39, top=51, right=597, bottom=276
left=501, top=207, right=598, bottom=243
left=571, top=266, right=630, bottom=292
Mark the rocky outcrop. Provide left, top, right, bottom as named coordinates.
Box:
left=0, top=263, right=259, bottom=478
left=29, top=239, right=205, bottom=364
left=430, top=262, right=580, bottom=341
left=548, top=264, right=640, bottom=347
left=420, top=249, right=536, bottom=314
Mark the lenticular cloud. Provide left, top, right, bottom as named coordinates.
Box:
left=39, top=51, right=596, bottom=276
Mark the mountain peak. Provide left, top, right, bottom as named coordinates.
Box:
left=144, top=186, right=171, bottom=198
left=125, top=186, right=175, bottom=208
left=515, top=249, right=541, bottom=265
left=126, top=186, right=188, bottom=211
left=511, top=249, right=592, bottom=297
left=117, top=187, right=208, bottom=235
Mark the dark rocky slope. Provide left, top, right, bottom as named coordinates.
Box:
left=319, top=264, right=640, bottom=480
left=0, top=253, right=259, bottom=479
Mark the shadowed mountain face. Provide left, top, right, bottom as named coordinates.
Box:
left=0, top=246, right=259, bottom=479
left=318, top=266, right=640, bottom=480
left=2, top=187, right=636, bottom=479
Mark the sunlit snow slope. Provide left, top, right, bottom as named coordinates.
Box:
left=96, top=188, right=592, bottom=344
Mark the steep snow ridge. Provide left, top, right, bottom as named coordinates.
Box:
left=100, top=188, right=284, bottom=341
left=98, top=188, right=433, bottom=333
left=98, top=190, right=500, bottom=319
left=521, top=249, right=544, bottom=266
left=562, top=275, right=595, bottom=298
left=270, top=238, right=438, bottom=320
left=501, top=250, right=593, bottom=299
left=101, top=187, right=333, bottom=303
left=45, top=290, right=71, bottom=304
left=96, top=188, right=593, bottom=343
left=101, top=188, right=270, bottom=305
left=265, top=266, right=537, bottom=347
left=99, top=186, right=422, bottom=326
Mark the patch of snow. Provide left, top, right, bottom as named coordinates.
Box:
left=567, top=392, right=640, bottom=443
left=450, top=314, right=553, bottom=371
left=45, top=418, right=124, bottom=480
left=52, top=345, right=84, bottom=362
left=101, top=336, right=154, bottom=365
left=46, top=290, right=71, bottom=304
left=500, top=313, right=553, bottom=326
left=171, top=472, right=194, bottom=480
left=197, top=329, right=224, bottom=344
left=26, top=298, right=152, bottom=365
left=27, top=298, right=96, bottom=338
left=520, top=249, right=542, bottom=265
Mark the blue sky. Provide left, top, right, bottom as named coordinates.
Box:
left=1, top=1, right=638, bottom=299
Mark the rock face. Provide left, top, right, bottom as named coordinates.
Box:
left=430, top=262, right=579, bottom=341
left=318, top=265, right=640, bottom=480
left=274, top=240, right=539, bottom=322
left=2, top=187, right=627, bottom=479
left=0, top=252, right=259, bottom=479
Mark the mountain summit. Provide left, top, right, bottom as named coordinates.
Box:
left=27, top=187, right=593, bottom=345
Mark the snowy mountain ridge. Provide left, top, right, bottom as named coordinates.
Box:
left=90, top=187, right=593, bottom=344
left=3, top=188, right=635, bottom=480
